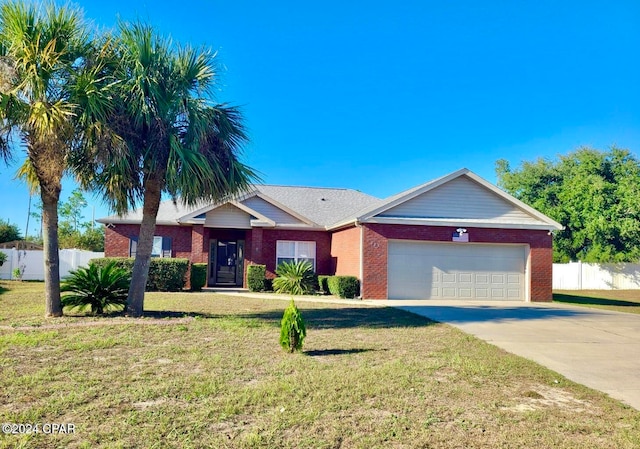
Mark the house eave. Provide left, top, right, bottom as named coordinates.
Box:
left=97, top=218, right=181, bottom=226
left=363, top=216, right=563, bottom=231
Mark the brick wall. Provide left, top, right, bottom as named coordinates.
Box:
left=251, top=229, right=333, bottom=278
left=104, top=224, right=192, bottom=259
left=361, top=223, right=553, bottom=302
left=330, top=226, right=361, bottom=277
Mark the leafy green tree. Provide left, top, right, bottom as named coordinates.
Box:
left=0, top=2, right=112, bottom=316
left=82, top=22, right=257, bottom=316
left=0, top=218, right=21, bottom=243
left=76, top=227, right=104, bottom=252
left=59, top=189, right=89, bottom=232
left=496, top=147, right=640, bottom=262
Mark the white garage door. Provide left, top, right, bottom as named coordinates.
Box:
left=388, top=241, right=527, bottom=300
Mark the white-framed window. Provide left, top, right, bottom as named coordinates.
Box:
left=129, top=236, right=172, bottom=258
left=276, top=240, right=316, bottom=270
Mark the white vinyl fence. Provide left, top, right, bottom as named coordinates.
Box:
left=553, top=261, right=640, bottom=290
left=0, top=248, right=104, bottom=281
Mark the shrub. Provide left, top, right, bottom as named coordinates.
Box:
left=327, top=276, right=360, bottom=299
left=61, top=261, right=130, bottom=314
left=247, top=264, right=267, bottom=292
left=148, top=259, right=189, bottom=291
left=0, top=251, right=6, bottom=266
left=317, top=275, right=330, bottom=295
left=280, top=300, right=306, bottom=353
left=273, top=261, right=316, bottom=295
left=90, top=257, right=189, bottom=292
left=190, top=263, right=207, bottom=291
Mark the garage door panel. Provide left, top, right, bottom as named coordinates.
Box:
left=388, top=241, right=526, bottom=300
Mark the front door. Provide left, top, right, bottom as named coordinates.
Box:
left=209, top=239, right=245, bottom=286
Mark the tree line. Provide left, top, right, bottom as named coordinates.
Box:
left=0, top=1, right=256, bottom=317
left=1, top=188, right=104, bottom=251
left=496, top=146, right=640, bottom=263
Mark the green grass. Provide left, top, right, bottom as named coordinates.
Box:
left=554, top=290, right=640, bottom=314
left=1, top=280, right=639, bottom=448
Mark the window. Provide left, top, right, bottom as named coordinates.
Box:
left=276, top=240, right=316, bottom=270
left=129, top=236, right=172, bottom=258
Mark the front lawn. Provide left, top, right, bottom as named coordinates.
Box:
left=554, top=290, right=640, bottom=314
left=1, top=281, right=639, bottom=448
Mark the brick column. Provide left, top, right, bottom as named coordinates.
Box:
left=250, top=228, right=263, bottom=265
left=361, top=225, right=388, bottom=299
left=191, top=225, right=205, bottom=263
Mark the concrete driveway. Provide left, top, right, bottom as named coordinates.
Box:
left=379, top=300, right=640, bottom=410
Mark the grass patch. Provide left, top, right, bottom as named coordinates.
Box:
left=0, top=281, right=639, bottom=448
left=554, top=290, right=640, bottom=314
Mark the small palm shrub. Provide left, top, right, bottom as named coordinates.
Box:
left=61, top=261, right=131, bottom=315
left=280, top=300, right=306, bottom=353
left=273, top=260, right=316, bottom=295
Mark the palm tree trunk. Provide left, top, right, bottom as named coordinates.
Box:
left=126, top=175, right=163, bottom=317
left=41, top=190, right=62, bottom=317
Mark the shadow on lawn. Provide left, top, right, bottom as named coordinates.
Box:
left=305, top=348, right=377, bottom=357
left=237, top=307, right=437, bottom=329
left=139, top=307, right=437, bottom=329
left=554, top=293, right=640, bottom=308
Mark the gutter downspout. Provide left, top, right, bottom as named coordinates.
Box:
left=357, top=219, right=364, bottom=299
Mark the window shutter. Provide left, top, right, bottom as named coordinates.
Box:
left=129, top=237, right=138, bottom=258
left=162, top=237, right=172, bottom=258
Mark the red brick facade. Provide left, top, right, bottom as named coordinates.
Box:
left=360, top=223, right=553, bottom=301
left=330, top=226, right=361, bottom=277
left=105, top=222, right=553, bottom=301
left=251, top=229, right=333, bottom=279
left=104, top=224, right=193, bottom=259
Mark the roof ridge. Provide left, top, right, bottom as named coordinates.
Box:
left=255, top=184, right=361, bottom=192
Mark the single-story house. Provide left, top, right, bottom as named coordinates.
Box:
left=98, top=168, right=563, bottom=301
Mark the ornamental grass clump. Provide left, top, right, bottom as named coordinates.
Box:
left=273, top=260, right=316, bottom=295
left=61, top=261, right=130, bottom=315
left=280, top=300, right=306, bottom=353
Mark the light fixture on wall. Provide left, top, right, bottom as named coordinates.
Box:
left=453, top=228, right=469, bottom=242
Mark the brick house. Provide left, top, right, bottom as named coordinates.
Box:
left=98, top=168, right=562, bottom=301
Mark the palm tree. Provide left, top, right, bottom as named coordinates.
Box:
left=0, top=2, right=113, bottom=317
left=84, top=22, right=257, bottom=317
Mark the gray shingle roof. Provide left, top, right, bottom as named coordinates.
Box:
left=254, top=185, right=381, bottom=227
left=97, top=184, right=382, bottom=228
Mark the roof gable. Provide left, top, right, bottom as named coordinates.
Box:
left=204, top=203, right=254, bottom=229
left=349, top=168, right=563, bottom=231
left=379, top=175, right=535, bottom=222
left=240, top=196, right=308, bottom=226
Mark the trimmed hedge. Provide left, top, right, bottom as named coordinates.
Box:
left=327, top=275, right=360, bottom=299
left=190, top=263, right=207, bottom=291
left=90, top=257, right=189, bottom=292
left=317, top=275, right=330, bottom=295
left=247, top=264, right=266, bottom=292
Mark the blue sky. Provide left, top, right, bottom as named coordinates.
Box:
left=1, top=1, right=639, bottom=236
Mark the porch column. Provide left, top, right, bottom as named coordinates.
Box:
left=191, top=225, right=206, bottom=263
left=250, top=228, right=263, bottom=265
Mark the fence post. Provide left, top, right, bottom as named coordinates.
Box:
left=578, top=260, right=582, bottom=290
